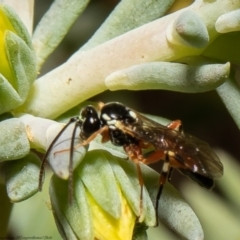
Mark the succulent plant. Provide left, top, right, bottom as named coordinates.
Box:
left=0, top=1, right=240, bottom=239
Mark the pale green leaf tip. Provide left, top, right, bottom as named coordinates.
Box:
left=167, top=10, right=209, bottom=48
left=216, top=9, right=240, bottom=33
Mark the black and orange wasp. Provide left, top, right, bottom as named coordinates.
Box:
left=39, top=102, right=223, bottom=221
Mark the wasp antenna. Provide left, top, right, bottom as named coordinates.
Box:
left=68, top=119, right=82, bottom=204
left=38, top=117, right=79, bottom=192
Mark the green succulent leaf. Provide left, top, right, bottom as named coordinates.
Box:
left=5, top=30, right=36, bottom=93
left=158, top=185, right=204, bottom=240
left=2, top=152, right=40, bottom=202
left=114, top=157, right=157, bottom=226
left=216, top=76, right=240, bottom=129
left=78, top=150, right=122, bottom=219
left=50, top=150, right=136, bottom=240
left=216, top=9, right=240, bottom=33
left=0, top=118, right=30, bottom=161
left=49, top=149, right=203, bottom=240
left=0, top=31, right=36, bottom=114
left=167, top=10, right=209, bottom=48
left=19, top=0, right=240, bottom=119
left=33, top=0, right=91, bottom=69
left=105, top=62, right=229, bottom=92
left=0, top=5, right=36, bottom=114
left=50, top=176, right=94, bottom=240
left=1, top=4, right=33, bottom=49
left=81, top=0, right=175, bottom=50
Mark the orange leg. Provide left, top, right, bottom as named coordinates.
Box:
left=48, top=125, right=110, bottom=203
left=167, top=120, right=183, bottom=132
left=53, top=125, right=109, bottom=155
left=142, top=150, right=165, bottom=165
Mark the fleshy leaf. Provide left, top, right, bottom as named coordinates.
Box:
left=50, top=176, right=83, bottom=240
left=50, top=151, right=136, bottom=240
left=1, top=4, right=33, bottom=48
left=114, top=157, right=157, bottom=226
left=78, top=150, right=121, bottom=219
left=0, top=118, right=30, bottom=161
left=216, top=9, right=240, bottom=33
left=105, top=62, right=229, bottom=92
left=33, top=0, right=90, bottom=69
left=19, top=1, right=240, bottom=119
left=216, top=76, right=240, bottom=129
left=3, top=152, right=40, bottom=202
left=158, top=184, right=204, bottom=240
left=4, top=31, right=36, bottom=105
left=167, top=10, right=209, bottom=48
left=0, top=5, right=36, bottom=114
left=0, top=6, right=17, bottom=84
left=81, top=0, right=175, bottom=50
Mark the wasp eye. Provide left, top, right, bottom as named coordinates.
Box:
left=80, top=108, right=87, bottom=118
left=80, top=106, right=95, bottom=119
left=80, top=106, right=101, bottom=139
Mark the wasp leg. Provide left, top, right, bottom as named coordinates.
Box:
left=43, top=125, right=109, bottom=203
left=53, top=125, right=109, bottom=155
left=67, top=122, right=109, bottom=203
left=68, top=120, right=82, bottom=203
left=100, top=126, right=111, bottom=143
left=167, top=120, right=183, bottom=132
left=124, top=144, right=145, bottom=220
left=142, top=150, right=165, bottom=165
left=155, top=151, right=171, bottom=226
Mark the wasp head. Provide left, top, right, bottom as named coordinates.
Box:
left=79, top=106, right=101, bottom=140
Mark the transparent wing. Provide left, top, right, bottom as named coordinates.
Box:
left=120, top=111, right=223, bottom=179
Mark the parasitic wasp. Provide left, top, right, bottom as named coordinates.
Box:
left=39, top=102, right=223, bottom=221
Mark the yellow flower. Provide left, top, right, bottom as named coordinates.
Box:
left=88, top=187, right=135, bottom=240
left=0, top=5, right=36, bottom=114
left=49, top=150, right=157, bottom=240
left=0, top=7, right=17, bottom=88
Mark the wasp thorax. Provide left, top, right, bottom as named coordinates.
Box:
left=80, top=106, right=101, bottom=139
left=100, top=102, right=138, bottom=125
